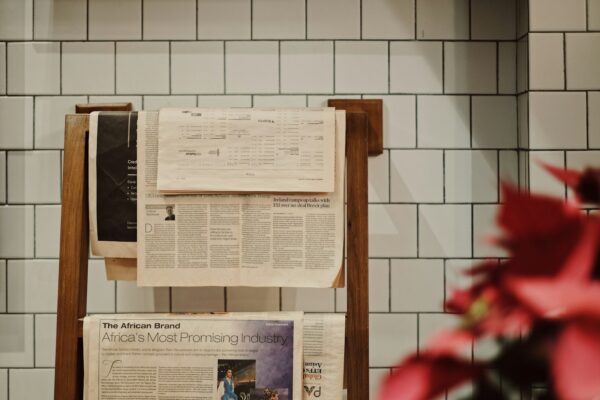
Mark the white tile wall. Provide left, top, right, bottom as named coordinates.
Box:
left=335, top=41, right=388, bottom=94
left=171, top=42, right=224, bottom=94
left=4, top=1, right=599, bottom=396
left=7, top=42, right=60, bottom=95
left=62, top=42, right=115, bottom=95
left=7, top=260, right=58, bottom=313
left=33, top=0, right=86, bottom=40
left=253, top=0, right=305, bottom=39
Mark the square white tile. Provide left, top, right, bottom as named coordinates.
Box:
left=89, top=0, right=141, bottom=39
left=419, top=313, right=463, bottom=351
left=116, top=42, right=170, bottom=94
left=419, top=204, right=472, bottom=258
left=529, top=33, right=564, bottom=90
left=281, top=288, right=335, bottom=312
left=307, top=0, right=360, bottom=39
left=252, top=95, right=306, bottom=107
left=417, top=96, right=470, bottom=148
left=530, top=0, right=586, bottom=31
left=0, top=261, right=5, bottom=312
left=7, top=260, right=58, bottom=312
left=390, top=42, right=443, bottom=94
left=281, top=41, right=333, bottom=94
left=197, top=95, right=252, bottom=108
left=8, top=369, right=53, bottom=400
left=33, top=0, right=86, bottom=40
left=445, top=259, right=474, bottom=297
left=590, top=0, right=600, bottom=30
left=416, top=0, right=469, bottom=40
left=390, top=150, right=443, bottom=202
left=445, top=150, right=498, bottom=203
left=470, top=0, right=516, bottom=40
left=0, top=314, right=34, bottom=367
left=529, top=92, right=587, bottom=149
left=143, top=96, right=197, bottom=111
left=368, top=150, right=389, bottom=203
left=143, top=0, right=196, bottom=40
left=227, top=287, right=280, bottom=311
left=171, top=41, right=224, bottom=94
left=7, top=42, right=60, bottom=95
left=369, top=369, right=390, bottom=400
left=362, top=0, right=414, bottom=39
left=472, top=96, right=517, bottom=149
left=0, top=43, right=5, bottom=94
left=335, top=259, right=390, bottom=312
left=444, top=42, right=497, bottom=94
left=171, top=287, right=225, bottom=312
left=0, top=152, right=4, bottom=203
left=34, top=314, right=56, bottom=367
left=197, top=0, right=251, bottom=39
left=335, top=41, right=388, bottom=94
left=62, top=42, right=115, bottom=95
left=0, top=0, right=33, bottom=40
left=369, top=314, right=417, bottom=367
left=35, top=205, right=60, bottom=258
left=473, top=204, right=505, bottom=258
left=566, top=33, right=600, bottom=90
left=116, top=281, right=170, bottom=312
left=590, top=92, right=600, bottom=149
left=87, top=259, right=116, bottom=313
left=368, top=204, right=417, bottom=257
left=226, top=41, right=279, bottom=94
left=7, top=151, right=61, bottom=204
left=528, top=151, right=566, bottom=197
left=391, top=259, right=444, bottom=312
left=498, top=42, right=516, bottom=95
left=0, top=97, right=33, bottom=149
left=253, top=0, right=305, bottom=39
left=499, top=150, right=519, bottom=190
left=35, top=96, right=85, bottom=148
left=365, top=95, right=416, bottom=148
left=0, top=206, right=34, bottom=258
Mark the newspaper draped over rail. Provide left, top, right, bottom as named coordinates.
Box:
left=157, top=108, right=336, bottom=194
left=89, top=111, right=138, bottom=258
left=137, top=110, right=346, bottom=287
left=83, top=313, right=303, bottom=400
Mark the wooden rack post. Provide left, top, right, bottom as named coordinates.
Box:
left=54, top=100, right=383, bottom=400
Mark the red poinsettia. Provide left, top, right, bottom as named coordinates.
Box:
left=379, top=167, right=600, bottom=400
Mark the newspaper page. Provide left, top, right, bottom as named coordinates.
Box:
left=89, top=111, right=138, bottom=258
left=137, top=110, right=345, bottom=288
left=303, top=314, right=345, bottom=400
left=157, top=108, right=336, bottom=194
left=84, top=313, right=303, bottom=400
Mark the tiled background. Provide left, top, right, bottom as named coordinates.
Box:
left=0, top=0, right=598, bottom=399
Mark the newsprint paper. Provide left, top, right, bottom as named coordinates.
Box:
left=137, top=110, right=346, bottom=287
left=83, top=313, right=345, bottom=400
left=157, top=108, right=336, bottom=194
left=84, top=313, right=303, bottom=400
left=89, top=111, right=138, bottom=258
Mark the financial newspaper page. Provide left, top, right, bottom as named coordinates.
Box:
left=157, top=108, right=336, bottom=194
left=88, top=111, right=138, bottom=258
left=84, top=313, right=303, bottom=400
left=303, top=314, right=345, bottom=400
left=137, top=111, right=345, bottom=287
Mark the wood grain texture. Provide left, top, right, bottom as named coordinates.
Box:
left=345, top=112, right=370, bottom=400
left=55, top=114, right=90, bottom=400
left=76, top=102, right=133, bottom=113
left=328, top=99, right=383, bottom=155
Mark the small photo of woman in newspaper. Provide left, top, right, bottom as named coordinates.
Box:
left=217, top=359, right=256, bottom=400
left=222, top=369, right=237, bottom=400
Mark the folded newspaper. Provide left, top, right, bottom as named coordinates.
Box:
left=137, top=110, right=346, bottom=288
left=83, top=313, right=345, bottom=400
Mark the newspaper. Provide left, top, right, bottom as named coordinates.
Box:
left=302, top=314, right=345, bottom=400
left=89, top=111, right=138, bottom=258
left=84, top=313, right=303, bottom=400
left=157, top=108, right=336, bottom=194
left=137, top=110, right=346, bottom=288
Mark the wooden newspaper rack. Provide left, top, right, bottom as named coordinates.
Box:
left=54, top=100, right=383, bottom=400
